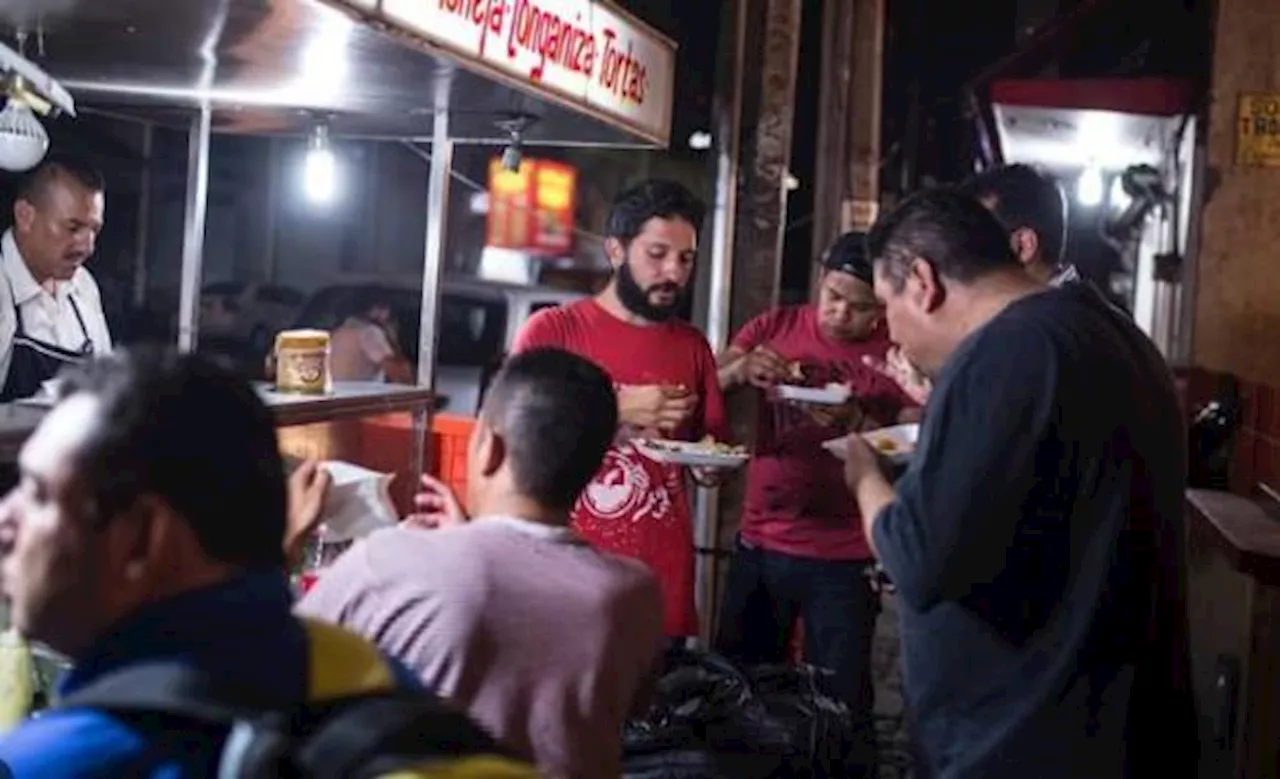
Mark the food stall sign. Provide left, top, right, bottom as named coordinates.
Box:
left=487, top=157, right=577, bottom=254
left=330, top=0, right=676, bottom=145
left=1236, top=93, right=1280, bottom=168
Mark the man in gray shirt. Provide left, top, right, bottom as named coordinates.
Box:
left=298, top=349, right=664, bottom=779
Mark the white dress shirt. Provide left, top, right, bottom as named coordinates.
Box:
left=0, top=230, right=112, bottom=390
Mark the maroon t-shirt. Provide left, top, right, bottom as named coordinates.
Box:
left=733, top=305, right=913, bottom=560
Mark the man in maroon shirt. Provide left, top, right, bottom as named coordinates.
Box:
left=715, top=232, right=915, bottom=779
left=511, top=179, right=728, bottom=639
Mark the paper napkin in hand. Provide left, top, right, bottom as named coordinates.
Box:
left=319, top=461, right=398, bottom=542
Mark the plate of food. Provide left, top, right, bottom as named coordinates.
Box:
left=823, top=423, right=919, bottom=465
left=635, top=436, right=750, bottom=469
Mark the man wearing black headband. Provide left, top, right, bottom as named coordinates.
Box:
left=714, top=231, right=919, bottom=779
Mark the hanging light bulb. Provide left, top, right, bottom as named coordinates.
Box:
left=0, top=98, right=47, bottom=172
left=1076, top=166, right=1103, bottom=208
left=303, top=125, right=337, bottom=206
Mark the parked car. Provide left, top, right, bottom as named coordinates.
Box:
left=287, top=277, right=585, bottom=415
left=199, top=281, right=306, bottom=371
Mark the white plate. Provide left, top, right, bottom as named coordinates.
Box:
left=776, top=383, right=851, bottom=406
left=635, top=440, right=750, bottom=469
left=823, top=423, right=919, bottom=465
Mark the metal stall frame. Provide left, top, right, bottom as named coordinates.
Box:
left=13, top=0, right=677, bottom=485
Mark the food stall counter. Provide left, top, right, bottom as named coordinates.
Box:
left=0, top=382, right=435, bottom=464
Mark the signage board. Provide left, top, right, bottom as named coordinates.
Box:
left=487, top=157, right=577, bottom=254
left=1237, top=93, right=1280, bottom=167
left=327, top=0, right=676, bottom=145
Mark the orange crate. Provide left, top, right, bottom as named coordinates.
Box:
left=357, top=413, right=476, bottom=517
left=431, top=414, right=476, bottom=511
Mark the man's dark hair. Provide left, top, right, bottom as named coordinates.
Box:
left=822, top=231, right=873, bottom=285
left=605, top=179, right=706, bottom=245
left=57, top=347, right=287, bottom=568
left=960, top=163, right=1067, bottom=265
left=483, top=348, right=617, bottom=510
left=867, top=187, right=1021, bottom=290
left=16, top=154, right=106, bottom=206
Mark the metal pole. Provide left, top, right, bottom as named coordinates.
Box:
left=1174, top=117, right=1205, bottom=367
left=412, top=88, right=453, bottom=487
left=132, top=122, right=153, bottom=309
left=694, top=0, right=748, bottom=645
left=177, top=106, right=212, bottom=352
left=705, top=3, right=746, bottom=353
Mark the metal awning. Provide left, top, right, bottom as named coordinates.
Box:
left=12, top=0, right=673, bottom=147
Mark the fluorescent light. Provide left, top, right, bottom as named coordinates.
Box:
left=688, top=131, right=712, bottom=150
left=1077, top=166, right=1103, bottom=207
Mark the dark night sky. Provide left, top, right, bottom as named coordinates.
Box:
left=620, top=0, right=721, bottom=148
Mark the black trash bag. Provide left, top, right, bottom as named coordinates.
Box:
left=746, top=662, right=859, bottom=778
left=623, top=646, right=857, bottom=779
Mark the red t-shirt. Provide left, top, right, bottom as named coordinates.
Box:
left=732, top=305, right=913, bottom=561
left=511, top=299, right=727, bottom=636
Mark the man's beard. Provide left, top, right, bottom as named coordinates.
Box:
left=616, top=262, right=684, bottom=322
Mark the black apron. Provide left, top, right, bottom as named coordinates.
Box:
left=0, top=283, right=94, bottom=403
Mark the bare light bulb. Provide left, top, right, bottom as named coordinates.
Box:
left=1076, top=166, right=1103, bottom=208
left=303, top=127, right=337, bottom=206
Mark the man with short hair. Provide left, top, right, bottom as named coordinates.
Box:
left=714, top=232, right=915, bottom=779
left=0, top=155, right=112, bottom=402
left=0, top=349, right=505, bottom=777
left=961, top=162, right=1077, bottom=286
left=842, top=188, right=1196, bottom=778
left=873, top=164, right=1082, bottom=404
left=511, top=179, right=728, bottom=639
left=299, top=348, right=665, bottom=779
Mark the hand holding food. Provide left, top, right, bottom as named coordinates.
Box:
left=739, top=346, right=792, bottom=389
left=842, top=428, right=884, bottom=490
left=863, top=347, right=932, bottom=405
left=618, top=384, right=699, bottom=433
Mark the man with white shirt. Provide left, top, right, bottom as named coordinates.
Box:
left=0, top=155, right=112, bottom=402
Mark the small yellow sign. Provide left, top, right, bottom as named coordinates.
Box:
left=1237, top=93, right=1280, bottom=167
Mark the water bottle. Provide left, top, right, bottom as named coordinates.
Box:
left=293, top=523, right=352, bottom=596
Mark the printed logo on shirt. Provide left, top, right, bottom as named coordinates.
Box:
left=580, top=445, right=672, bottom=525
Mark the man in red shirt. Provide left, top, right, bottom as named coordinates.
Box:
left=511, top=179, right=727, bottom=639
left=714, top=232, right=916, bottom=779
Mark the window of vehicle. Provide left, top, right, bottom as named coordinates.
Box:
left=437, top=294, right=507, bottom=368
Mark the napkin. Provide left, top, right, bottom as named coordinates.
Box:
left=318, top=461, right=399, bottom=542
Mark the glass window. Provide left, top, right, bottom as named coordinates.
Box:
left=437, top=295, right=507, bottom=367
